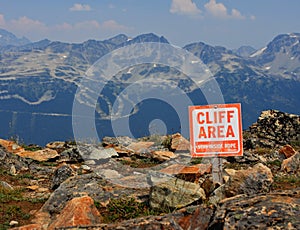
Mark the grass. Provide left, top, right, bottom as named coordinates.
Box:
left=290, top=140, right=300, bottom=151
left=190, top=158, right=202, bottom=165
left=118, top=156, right=160, bottom=168
left=253, top=147, right=272, bottom=155
left=267, top=159, right=282, bottom=167
left=0, top=187, right=24, bottom=203
left=162, top=135, right=172, bottom=150
left=21, top=144, right=42, bottom=152
left=0, top=186, right=46, bottom=229
left=37, top=161, right=58, bottom=167
left=272, top=174, right=300, bottom=190
left=274, top=174, right=300, bottom=184
left=96, top=196, right=160, bottom=223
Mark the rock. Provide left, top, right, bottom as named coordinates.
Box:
left=17, top=148, right=59, bottom=162
left=228, top=150, right=259, bottom=164
left=31, top=211, right=51, bottom=229
left=159, top=164, right=185, bottom=175
left=26, top=185, right=39, bottom=191
left=160, top=163, right=212, bottom=183
left=41, top=173, right=149, bottom=215
left=209, top=184, right=226, bottom=206
left=171, top=133, right=190, bottom=151
left=225, top=163, right=273, bottom=197
left=64, top=204, right=214, bottom=230
left=80, top=164, right=92, bottom=173
left=127, top=141, right=154, bottom=153
left=279, top=144, right=297, bottom=158
left=0, top=146, right=32, bottom=173
left=150, top=177, right=206, bottom=209
left=102, top=136, right=136, bottom=147
left=209, top=189, right=300, bottom=229
left=10, top=165, right=17, bottom=175
left=0, top=139, right=24, bottom=153
left=0, top=180, right=14, bottom=190
left=281, top=152, right=300, bottom=173
left=48, top=196, right=102, bottom=229
left=200, top=177, right=215, bottom=197
left=177, top=206, right=214, bottom=230
left=10, top=224, right=42, bottom=230
left=152, top=150, right=176, bottom=161
left=51, top=164, right=74, bottom=190
left=77, top=144, right=118, bottom=161
left=46, top=141, right=65, bottom=151
left=59, top=147, right=84, bottom=163
left=248, top=110, right=300, bottom=148
left=9, top=220, right=18, bottom=226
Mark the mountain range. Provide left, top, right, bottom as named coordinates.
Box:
left=0, top=29, right=299, bottom=145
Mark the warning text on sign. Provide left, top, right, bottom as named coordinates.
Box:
left=189, top=104, right=243, bottom=157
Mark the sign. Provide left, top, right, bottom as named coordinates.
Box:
left=189, top=103, right=243, bottom=157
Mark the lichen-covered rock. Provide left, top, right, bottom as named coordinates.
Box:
left=225, top=163, right=273, bottom=197
left=52, top=205, right=215, bottom=230
left=150, top=177, right=206, bottom=209
left=281, top=152, right=300, bottom=173
left=48, top=196, right=102, bottom=229
left=17, top=148, right=59, bottom=162
left=171, top=133, right=190, bottom=151
left=209, top=189, right=300, bottom=230
left=279, top=144, right=297, bottom=159
left=59, top=147, right=84, bottom=163
left=51, top=164, right=74, bottom=190
left=41, top=172, right=150, bottom=215
left=247, top=110, right=300, bottom=148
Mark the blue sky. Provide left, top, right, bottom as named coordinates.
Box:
left=0, top=0, right=299, bottom=49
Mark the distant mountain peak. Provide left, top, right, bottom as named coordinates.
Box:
left=121, top=33, right=169, bottom=46
left=233, top=46, right=256, bottom=58
left=0, top=28, right=31, bottom=47
left=249, top=33, right=300, bottom=79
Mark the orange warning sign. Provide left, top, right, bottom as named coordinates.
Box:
left=189, top=103, right=243, bottom=157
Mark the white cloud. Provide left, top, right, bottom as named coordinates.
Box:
left=204, top=0, right=245, bottom=19
left=102, top=20, right=129, bottom=31
left=0, top=13, right=131, bottom=42
left=231, top=9, right=245, bottom=20
left=75, top=20, right=101, bottom=30
left=69, top=3, right=91, bottom=12
left=55, top=20, right=129, bottom=32
left=170, top=0, right=201, bottom=16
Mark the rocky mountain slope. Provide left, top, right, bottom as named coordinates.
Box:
left=0, top=29, right=30, bottom=48
left=0, top=110, right=299, bottom=229
left=0, top=29, right=300, bottom=145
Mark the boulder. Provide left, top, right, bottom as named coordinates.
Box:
left=279, top=144, right=297, bottom=159
left=0, top=139, right=24, bottom=153
left=17, top=148, right=59, bottom=162
left=152, top=150, right=176, bottom=161
left=171, top=133, right=190, bottom=151
left=160, top=163, right=212, bottom=183
left=225, top=163, right=273, bottom=197
left=48, top=196, right=102, bottom=229
left=51, top=164, right=74, bottom=190
left=281, top=152, right=300, bottom=173
left=127, top=141, right=154, bottom=154
left=150, top=177, right=206, bottom=209
left=209, top=189, right=300, bottom=229
left=59, top=147, right=83, bottom=163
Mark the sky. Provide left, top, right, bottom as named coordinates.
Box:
left=0, top=0, right=299, bottom=49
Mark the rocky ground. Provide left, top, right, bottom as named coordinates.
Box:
left=0, top=110, right=299, bottom=230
